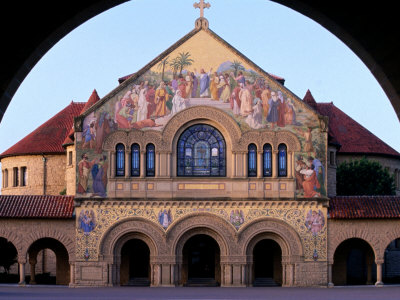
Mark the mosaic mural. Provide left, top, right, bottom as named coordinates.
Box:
left=75, top=29, right=327, bottom=198
left=75, top=204, right=327, bottom=262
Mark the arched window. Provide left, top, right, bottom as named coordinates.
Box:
left=146, top=144, right=155, bottom=177
left=278, top=144, right=287, bottom=177
left=131, top=144, right=140, bottom=177
left=116, top=143, right=125, bottom=177
left=263, top=144, right=272, bottom=177
left=248, top=144, right=257, bottom=177
left=177, top=124, right=226, bottom=177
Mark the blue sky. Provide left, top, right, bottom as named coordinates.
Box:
left=0, top=0, right=399, bottom=162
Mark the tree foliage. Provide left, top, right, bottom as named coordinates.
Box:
left=336, top=157, right=395, bottom=195
left=0, top=238, right=17, bottom=274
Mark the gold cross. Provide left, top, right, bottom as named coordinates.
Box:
left=194, top=0, right=211, bottom=18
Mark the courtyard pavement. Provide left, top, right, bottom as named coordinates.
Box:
left=1, top=285, right=400, bottom=300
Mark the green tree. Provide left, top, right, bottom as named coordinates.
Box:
left=230, top=60, right=245, bottom=77
left=157, top=56, right=169, bottom=81
left=0, top=238, right=17, bottom=274
left=336, top=157, right=395, bottom=195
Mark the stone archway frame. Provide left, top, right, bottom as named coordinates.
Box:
left=99, top=217, right=167, bottom=264
left=238, top=217, right=304, bottom=262
left=166, top=212, right=237, bottom=286
left=0, top=230, right=24, bottom=263
left=238, top=217, right=304, bottom=286
left=238, top=130, right=302, bottom=152
left=167, top=212, right=236, bottom=258
left=162, top=106, right=242, bottom=153
left=21, top=229, right=75, bottom=265
left=375, top=225, right=400, bottom=263
left=328, top=235, right=379, bottom=265
left=98, top=217, right=167, bottom=286
left=103, top=129, right=163, bottom=152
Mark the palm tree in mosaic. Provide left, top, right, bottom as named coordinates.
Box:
left=157, top=56, right=169, bottom=81
left=230, top=60, right=245, bottom=77
left=176, top=52, right=194, bottom=75
left=169, top=57, right=180, bottom=78
left=249, top=70, right=259, bottom=83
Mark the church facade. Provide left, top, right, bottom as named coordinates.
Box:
left=1, top=16, right=400, bottom=288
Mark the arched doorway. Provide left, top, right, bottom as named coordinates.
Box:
left=253, top=239, right=282, bottom=286
left=27, top=238, right=70, bottom=285
left=383, top=238, right=400, bottom=284
left=0, top=237, right=18, bottom=283
left=333, top=238, right=376, bottom=285
left=120, top=238, right=150, bottom=286
left=182, top=234, right=220, bottom=286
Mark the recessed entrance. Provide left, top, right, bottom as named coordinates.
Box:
left=253, top=239, right=282, bottom=286
left=182, top=234, right=220, bottom=286
left=333, top=238, right=376, bottom=285
left=120, top=239, right=150, bottom=286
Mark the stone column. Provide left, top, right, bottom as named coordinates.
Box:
left=241, top=264, right=246, bottom=286
left=125, top=150, right=130, bottom=178
left=18, top=261, right=26, bottom=286
left=29, top=259, right=36, bottom=284
left=287, top=152, right=293, bottom=178
left=328, top=263, right=334, bottom=287
left=232, top=153, right=236, bottom=177
left=155, top=153, right=160, bottom=177
left=140, top=151, right=145, bottom=178
left=272, top=151, right=278, bottom=178
left=110, top=151, right=116, bottom=177
left=257, top=151, right=263, bottom=178
left=69, top=262, right=75, bottom=286
left=375, top=261, right=384, bottom=286
left=243, top=153, right=248, bottom=177
left=167, top=152, right=171, bottom=177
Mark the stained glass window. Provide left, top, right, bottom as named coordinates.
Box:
left=177, top=124, right=226, bottom=177
left=146, top=144, right=155, bottom=177
left=263, top=144, right=272, bottom=177
left=116, top=143, right=125, bottom=177
left=278, top=143, right=287, bottom=177
left=248, top=144, right=257, bottom=177
left=131, top=143, right=140, bottom=177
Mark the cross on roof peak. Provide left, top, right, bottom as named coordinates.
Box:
left=194, top=0, right=211, bottom=18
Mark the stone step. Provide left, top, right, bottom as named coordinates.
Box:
left=253, top=277, right=279, bottom=287
left=185, top=277, right=219, bottom=287
left=126, top=277, right=150, bottom=286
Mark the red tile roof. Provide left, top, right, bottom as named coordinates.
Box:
left=303, top=89, right=318, bottom=110
left=0, top=195, right=74, bottom=218
left=302, top=90, right=400, bottom=157
left=62, top=90, right=100, bottom=146
left=329, top=196, right=400, bottom=219
left=0, top=102, right=85, bottom=159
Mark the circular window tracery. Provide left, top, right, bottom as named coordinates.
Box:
left=177, top=124, right=226, bottom=177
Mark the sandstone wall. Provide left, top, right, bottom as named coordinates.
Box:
left=1, top=154, right=66, bottom=195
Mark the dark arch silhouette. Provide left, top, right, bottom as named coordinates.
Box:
left=1, top=1, right=399, bottom=124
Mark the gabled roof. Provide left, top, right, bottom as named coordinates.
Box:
left=79, top=24, right=297, bottom=120
left=329, top=196, right=400, bottom=219
left=303, top=90, right=400, bottom=157
left=0, top=195, right=74, bottom=218
left=62, top=89, right=100, bottom=147
left=0, top=102, right=85, bottom=159
left=316, top=102, right=400, bottom=157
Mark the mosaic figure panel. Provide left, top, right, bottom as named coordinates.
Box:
left=75, top=30, right=327, bottom=198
